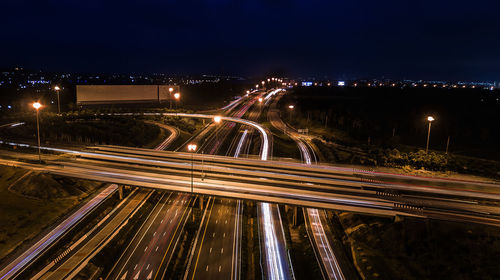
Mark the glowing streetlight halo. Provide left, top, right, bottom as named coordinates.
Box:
left=33, top=102, right=42, bottom=110
left=213, top=116, right=222, bottom=123
left=427, top=116, right=435, bottom=122
left=174, top=93, right=180, bottom=100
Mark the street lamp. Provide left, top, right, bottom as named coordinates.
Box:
left=188, top=144, right=197, bottom=193
left=54, top=86, right=61, bottom=114
left=288, top=105, right=294, bottom=122
left=174, top=93, right=180, bottom=108
left=213, top=116, right=222, bottom=144
left=169, top=87, right=174, bottom=109
left=32, top=102, right=42, bottom=163
left=426, top=116, right=435, bottom=153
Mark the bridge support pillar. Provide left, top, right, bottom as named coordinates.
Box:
left=293, top=206, right=298, bottom=226
left=118, top=185, right=124, bottom=200
left=199, top=196, right=204, bottom=210
left=394, top=215, right=404, bottom=223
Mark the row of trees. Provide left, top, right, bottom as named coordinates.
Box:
left=1, top=113, right=161, bottom=147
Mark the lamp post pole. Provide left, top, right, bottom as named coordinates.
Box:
left=188, top=144, right=197, bottom=193
left=33, top=102, right=42, bottom=163
left=169, top=87, right=174, bottom=109
left=54, top=86, right=61, bottom=114
left=426, top=116, right=434, bottom=154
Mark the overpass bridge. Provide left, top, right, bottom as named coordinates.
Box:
left=1, top=144, right=499, bottom=227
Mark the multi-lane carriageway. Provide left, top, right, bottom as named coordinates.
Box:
left=8, top=144, right=500, bottom=227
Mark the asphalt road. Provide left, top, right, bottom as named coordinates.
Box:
left=107, top=192, right=193, bottom=280
left=269, top=90, right=346, bottom=280
left=39, top=190, right=150, bottom=280
left=0, top=184, right=118, bottom=280
left=183, top=95, right=259, bottom=280
left=185, top=198, right=240, bottom=280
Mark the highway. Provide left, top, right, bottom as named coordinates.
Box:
left=184, top=198, right=240, bottom=280
left=38, top=190, right=151, bottom=280
left=184, top=93, right=262, bottom=280
left=106, top=192, right=192, bottom=280
left=0, top=184, right=117, bottom=280
left=2, top=142, right=499, bottom=226
left=268, top=92, right=346, bottom=279
left=1, top=90, right=500, bottom=280
left=0, top=121, right=181, bottom=280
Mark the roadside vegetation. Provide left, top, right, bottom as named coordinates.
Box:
left=333, top=212, right=500, bottom=279
left=0, top=165, right=103, bottom=266
left=1, top=112, right=161, bottom=147
left=279, top=87, right=500, bottom=179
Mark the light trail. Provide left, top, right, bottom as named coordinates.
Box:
left=306, top=208, right=344, bottom=280
left=234, top=130, right=248, bottom=158
left=0, top=185, right=117, bottom=280
left=162, top=113, right=270, bottom=163
left=261, top=203, right=286, bottom=280
left=0, top=121, right=178, bottom=280
left=268, top=90, right=344, bottom=279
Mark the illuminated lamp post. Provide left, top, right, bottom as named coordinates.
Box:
left=32, top=102, right=42, bottom=163
left=188, top=144, right=197, bottom=193
left=169, top=87, right=174, bottom=109
left=174, top=92, right=180, bottom=108
left=54, top=86, right=61, bottom=114
left=426, top=116, right=435, bottom=154
left=288, top=105, right=294, bottom=122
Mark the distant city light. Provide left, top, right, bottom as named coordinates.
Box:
left=338, top=81, right=345, bottom=86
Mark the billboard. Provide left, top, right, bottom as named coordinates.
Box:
left=76, top=85, right=180, bottom=105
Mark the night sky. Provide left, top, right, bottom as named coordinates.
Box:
left=1, top=0, right=499, bottom=80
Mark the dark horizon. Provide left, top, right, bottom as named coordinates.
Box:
left=1, top=0, right=499, bottom=81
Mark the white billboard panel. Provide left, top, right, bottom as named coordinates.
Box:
left=77, top=85, right=179, bottom=105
